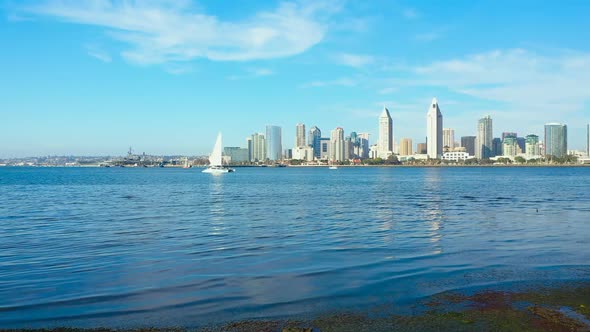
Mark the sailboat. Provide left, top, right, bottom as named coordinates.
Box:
left=202, top=132, right=235, bottom=174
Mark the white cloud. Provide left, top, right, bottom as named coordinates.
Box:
left=300, top=77, right=357, bottom=88
left=85, top=44, right=111, bottom=62
left=402, top=8, right=419, bottom=19
left=334, top=53, right=374, bottom=68
left=415, top=32, right=439, bottom=42
left=248, top=68, right=275, bottom=77
left=413, top=49, right=590, bottom=113
left=28, top=0, right=336, bottom=64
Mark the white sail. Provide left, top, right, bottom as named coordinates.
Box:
left=209, top=132, right=223, bottom=166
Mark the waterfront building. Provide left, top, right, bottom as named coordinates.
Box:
left=292, top=146, right=313, bottom=161
left=443, top=151, right=471, bottom=162
left=266, top=125, right=282, bottom=161
left=295, top=123, right=306, bottom=148
left=502, top=132, right=517, bottom=141
left=417, top=143, right=427, bottom=154
left=319, top=138, right=330, bottom=160
left=502, top=137, right=518, bottom=157
left=525, top=134, right=540, bottom=157
left=443, top=128, right=455, bottom=149
left=309, top=126, right=322, bottom=159
left=461, top=136, right=476, bottom=156
left=427, top=98, right=443, bottom=159
left=357, top=133, right=370, bottom=159
left=378, top=107, right=393, bottom=158
left=250, top=133, right=266, bottom=162
left=247, top=137, right=252, bottom=162
left=284, top=149, right=292, bottom=160
left=516, top=137, right=525, bottom=154
left=544, top=123, right=568, bottom=158
left=330, top=127, right=345, bottom=162
left=587, top=124, right=589, bottom=158
left=492, top=138, right=503, bottom=157
left=223, top=147, right=249, bottom=163
left=476, top=115, right=493, bottom=159
left=369, top=144, right=379, bottom=159
left=400, top=138, right=413, bottom=156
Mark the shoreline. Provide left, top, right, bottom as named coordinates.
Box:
left=0, top=164, right=589, bottom=168
left=5, top=281, right=589, bottom=331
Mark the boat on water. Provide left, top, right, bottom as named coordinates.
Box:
left=329, top=166, right=338, bottom=170
left=202, top=133, right=235, bottom=174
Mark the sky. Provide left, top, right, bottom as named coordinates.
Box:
left=1, top=0, right=590, bottom=157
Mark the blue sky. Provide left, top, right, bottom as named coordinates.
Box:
left=1, top=0, right=589, bottom=157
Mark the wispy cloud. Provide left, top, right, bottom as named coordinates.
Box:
left=402, top=8, right=419, bottom=19
left=85, top=44, right=111, bottom=62
left=413, top=49, right=590, bottom=115
left=27, top=0, right=338, bottom=65
left=415, top=32, right=439, bottom=42
left=334, top=53, right=374, bottom=68
left=300, top=77, right=357, bottom=88
left=228, top=67, right=275, bottom=80
left=378, top=87, right=397, bottom=95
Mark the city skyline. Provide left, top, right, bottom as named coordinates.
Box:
left=1, top=1, right=590, bottom=157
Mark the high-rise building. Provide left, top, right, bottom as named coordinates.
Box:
left=295, top=123, right=306, bottom=148
left=426, top=98, right=443, bottom=159
left=319, top=138, right=330, bottom=160
left=378, top=107, right=393, bottom=158
left=461, top=136, right=476, bottom=156
left=357, top=133, right=370, bottom=159
left=247, top=137, right=253, bottom=162
left=417, top=143, right=427, bottom=154
left=502, top=137, right=518, bottom=157
left=525, top=134, right=540, bottom=157
left=308, top=126, right=321, bottom=158
left=330, top=127, right=345, bottom=162
left=502, top=132, right=517, bottom=141
left=250, top=133, right=266, bottom=162
left=400, top=138, right=413, bottom=156
left=266, top=125, right=282, bottom=161
left=544, top=123, right=567, bottom=158
left=476, top=115, right=493, bottom=159
left=516, top=137, right=525, bottom=154
left=443, top=128, right=455, bottom=149
left=492, top=138, right=502, bottom=157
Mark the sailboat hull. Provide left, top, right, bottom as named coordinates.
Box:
left=202, top=167, right=234, bottom=174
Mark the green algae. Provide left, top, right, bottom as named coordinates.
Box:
left=5, top=283, right=590, bottom=332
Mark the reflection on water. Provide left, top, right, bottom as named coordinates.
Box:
left=0, top=166, right=589, bottom=328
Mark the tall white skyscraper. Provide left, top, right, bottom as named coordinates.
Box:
left=378, top=107, right=393, bottom=158
left=330, top=127, right=345, bottom=162
left=426, top=98, right=443, bottom=159
left=295, top=123, right=306, bottom=148
left=476, top=116, right=493, bottom=159
left=443, top=128, right=455, bottom=149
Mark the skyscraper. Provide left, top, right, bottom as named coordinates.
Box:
left=502, top=132, right=517, bottom=141
left=378, top=107, right=393, bottom=158
left=443, top=128, right=455, bottom=149
left=492, top=138, right=502, bottom=157
left=250, top=133, right=266, bottom=162
left=525, top=134, right=540, bottom=157
left=265, top=125, right=282, bottom=161
left=330, top=127, right=345, bottom=162
left=476, top=115, right=493, bottom=159
left=400, top=138, right=413, bottom=156
left=357, top=133, right=370, bottom=159
left=417, top=143, right=427, bottom=154
left=247, top=137, right=252, bottom=162
left=502, top=137, right=518, bottom=157
left=295, top=123, right=306, bottom=148
left=426, top=98, right=443, bottom=159
left=461, top=136, right=476, bottom=156
left=544, top=123, right=567, bottom=158
left=308, top=126, right=321, bottom=159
